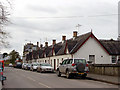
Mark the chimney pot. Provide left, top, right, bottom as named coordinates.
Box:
left=45, top=42, right=48, bottom=47
left=73, top=31, right=78, bottom=38
left=52, top=39, right=56, bottom=45
left=37, top=42, right=39, bottom=47
left=40, top=44, right=43, bottom=48
left=62, top=36, right=66, bottom=42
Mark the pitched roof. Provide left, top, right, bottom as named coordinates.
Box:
left=48, top=44, right=62, bottom=57
left=32, top=50, right=38, bottom=59
left=69, top=32, right=92, bottom=54
left=37, top=31, right=120, bottom=59
left=56, top=32, right=92, bottom=55
left=38, top=49, right=44, bottom=58
left=99, top=40, right=120, bottom=55
left=56, top=42, right=67, bottom=55
left=44, top=46, right=52, bottom=57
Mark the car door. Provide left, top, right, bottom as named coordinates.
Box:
left=59, top=60, right=67, bottom=73
left=62, top=59, right=69, bottom=73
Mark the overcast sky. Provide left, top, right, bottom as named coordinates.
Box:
left=0, top=0, right=119, bottom=56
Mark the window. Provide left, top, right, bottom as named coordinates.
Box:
left=67, top=59, right=73, bottom=64
left=57, top=59, right=59, bottom=67
left=112, top=56, right=117, bottom=63
left=62, top=60, right=67, bottom=65
left=74, top=59, right=86, bottom=64
left=45, top=60, right=46, bottom=63
left=89, top=55, right=95, bottom=63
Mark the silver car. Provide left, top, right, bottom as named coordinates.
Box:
left=56, top=58, right=89, bottom=79
left=37, top=63, right=54, bottom=73
left=30, top=63, right=38, bottom=71
left=22, top=63, right=27, bottom=69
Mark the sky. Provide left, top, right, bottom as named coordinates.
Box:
left=0, top=0, right=119, bottom=56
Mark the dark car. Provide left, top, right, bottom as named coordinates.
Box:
left=14, top=62, right=22, bottom=69
left=56, top=58, right=89, bottom=79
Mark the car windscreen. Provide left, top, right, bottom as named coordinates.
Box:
left=74, top=59, right=86, bottom=64
left=41, top=63, right=51, bottom=66
left=33, top=64, right=37, bottom=66
left=28, top=64, right=31, bottom=66
left=17, top=62, right=22, bottom=64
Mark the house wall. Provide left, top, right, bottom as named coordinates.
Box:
left=74, top=37, right=111, bottom=64
left=37, top=54, right=72, bottom=70
left=50, top=54, right=72, bottom=69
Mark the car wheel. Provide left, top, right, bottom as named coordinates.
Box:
left=40, top=68, right=42, bottom=73
left=37, top=68, right=39, bottom=72
left=57, top=70, right=61, bottom=77
left=66, top=70, right=71, bottom=79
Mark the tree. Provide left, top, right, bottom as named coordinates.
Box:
left=3, top=52, right=8, bottom=58
left=9, top=50, right=21, bottom=64
left=0, top=0, right=11, bottom=48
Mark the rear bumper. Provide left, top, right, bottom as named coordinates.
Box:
left=70, top=71, right=88, bottom=76
left=42, top=69, right=54, bottom=72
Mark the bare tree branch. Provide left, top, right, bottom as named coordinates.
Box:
left=0, top=0, right=11, bottom=48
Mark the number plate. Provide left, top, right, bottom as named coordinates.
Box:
left=78, top=73, right=84, bottom=75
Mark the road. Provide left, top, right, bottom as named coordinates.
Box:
left=3, top=67, right=118, bottom=88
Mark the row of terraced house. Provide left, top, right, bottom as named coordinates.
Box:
left=23, top=31, right=120, bottom=70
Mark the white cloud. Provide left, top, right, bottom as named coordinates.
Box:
left=0, top=0, right=119, bottom=55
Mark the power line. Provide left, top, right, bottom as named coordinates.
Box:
left=9, top=14, right=118, bottom=19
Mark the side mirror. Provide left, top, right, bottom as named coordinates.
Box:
left=87, top=61, right=92, bottom=64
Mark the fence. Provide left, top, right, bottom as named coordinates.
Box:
left=88, top=64, right=120, bottom=76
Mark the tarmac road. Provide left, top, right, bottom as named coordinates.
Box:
left=2, top=67, right=118, bottom=89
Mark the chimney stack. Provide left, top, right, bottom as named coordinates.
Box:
left=73, top=31, right=78, bottom=38
left=62, top=36, right=66, bottom=43
left=52, top=39, right=56, bottom=45
left=37, top=42, right=39, bottom=47
left=45, top=42, right=48, bottom=47
left=40, top=44, right=43, bottom=48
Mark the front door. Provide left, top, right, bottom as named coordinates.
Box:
left=54, top=59, right=56, bottom=70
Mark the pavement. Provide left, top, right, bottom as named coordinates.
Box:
left=2, top=67, right=118, bottom=88
left=0, top=82, right=2, bottom=90
left=87, top=73, right=120, bottom=85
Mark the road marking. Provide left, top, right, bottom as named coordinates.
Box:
left=38, top=82, right=51, bottom=88
left=27, top=76, right=51, bottom=88
left=27, top=77, right=36, bottom=82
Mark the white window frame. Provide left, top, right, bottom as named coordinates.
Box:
left=89, top=55, right=95, bottom=64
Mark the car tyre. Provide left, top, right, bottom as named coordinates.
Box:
left=37, top=68, right=39, bottom=72
left=66, top=70, right=71, bottom=79
left=40, top=68, right=42, bottom=73
left=57, top=70, right=61, bottom=77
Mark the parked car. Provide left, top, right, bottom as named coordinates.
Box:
left=9, top=63, right=13, bottom=67
left=30, top=63, right=38, bottom=71
left=22, top=63, right=27, bottom=69
left=37, top=63, right=54, bottom=73
left=56, top=58, right=89, bottom=79
left=14, top=62, right=22, bottom=69
left=26, top=63, right=31, bottom=70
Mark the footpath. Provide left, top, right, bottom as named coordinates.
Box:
left=87, top=73, right=120, bottom=85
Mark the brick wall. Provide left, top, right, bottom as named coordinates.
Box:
left=88, top=64, right=120, bottom=76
